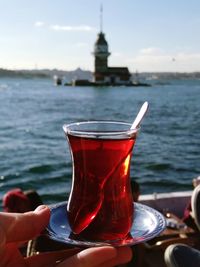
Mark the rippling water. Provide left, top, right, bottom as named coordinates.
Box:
left=0, top=77, right=200, bottom=207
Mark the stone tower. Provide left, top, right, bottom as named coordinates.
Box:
left=94, top=32, right=110, bottom=74
left=92, top=5, right=131, bottom=85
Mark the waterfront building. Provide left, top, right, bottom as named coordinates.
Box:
left=91, top=5, right=131, bottom=86
left=62, top=6, right=150, bottom=87
left=93, top=32, right=131, bottom=85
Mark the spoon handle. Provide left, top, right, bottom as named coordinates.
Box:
left=131, top=101, right=149, bottom=130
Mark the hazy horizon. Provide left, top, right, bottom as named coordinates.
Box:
left=2, top=67, right=200, bottom=76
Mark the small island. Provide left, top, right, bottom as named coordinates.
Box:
left=56, top=7, right=151, bottom=88
left=61, top=30, right=150, bottom=87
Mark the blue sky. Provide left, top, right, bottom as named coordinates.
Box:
left=0, top=0, right=200, bottom=72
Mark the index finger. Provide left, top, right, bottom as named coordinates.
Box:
left=0, top=205, right=50, bottom=243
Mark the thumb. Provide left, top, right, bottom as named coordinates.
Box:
left=0, top=205, right=50, bottom=243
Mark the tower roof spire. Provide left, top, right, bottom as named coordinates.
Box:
left=100, top=4, right=103, bottom=32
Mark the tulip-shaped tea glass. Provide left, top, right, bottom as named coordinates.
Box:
left=63, top=121, right=140, bottom=241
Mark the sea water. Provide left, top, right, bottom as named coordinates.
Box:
left=0, top=77, right=200, bottom=208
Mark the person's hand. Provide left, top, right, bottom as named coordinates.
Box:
left=0, top=205, right=132, bottom=266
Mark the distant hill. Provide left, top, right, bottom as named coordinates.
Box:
left=0, top=68, right=93, bottom=81
left=0, top=68, right=200, bottom=81
left=141, top=72, right=200, bottom=80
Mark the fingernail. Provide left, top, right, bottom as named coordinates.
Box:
left=34, top=205, right=49, bottom=213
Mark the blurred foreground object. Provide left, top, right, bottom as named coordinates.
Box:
left=3, top=188, right=43, bottom=212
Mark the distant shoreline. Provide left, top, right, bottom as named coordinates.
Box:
left=1, top=68, right=200, bottom=80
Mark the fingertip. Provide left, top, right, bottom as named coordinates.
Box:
left=33, top=205, right=51, bottom=225
left=116, top=246, right=133, bottom=264
left=34, top=205, right=50, bottom=215
left=79, top=246, right=117, bottom=260
left=75, top=246, right=117, bottom=266
left=126, top=246, right=133, bottom=261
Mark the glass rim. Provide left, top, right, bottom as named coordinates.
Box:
left=63, top=120, right=140, bottom=137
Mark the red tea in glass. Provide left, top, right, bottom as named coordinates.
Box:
left=63, top=121, right=139, bottom=241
